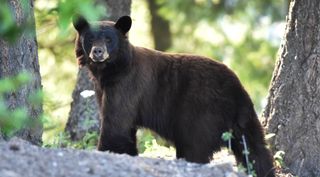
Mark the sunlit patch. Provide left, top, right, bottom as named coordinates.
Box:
left=80, top=90, right=95, bottom=98
left=103, top=52, right=109, bottom=60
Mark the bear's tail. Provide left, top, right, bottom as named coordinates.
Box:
left=231, top=90, right=275, bottom=177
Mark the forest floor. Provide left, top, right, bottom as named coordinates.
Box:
left=0, top=138, right=246, bottom=177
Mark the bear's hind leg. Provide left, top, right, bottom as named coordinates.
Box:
left=176, top=145, right=212, bottom=164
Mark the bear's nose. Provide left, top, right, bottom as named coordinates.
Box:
left=92, top=47, right=104, bottom=57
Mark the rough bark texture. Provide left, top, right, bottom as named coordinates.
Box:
left=104, top=0, right=131, bottom=21
left=65, top=68, right=100, bottom=140
left=262, top=0, right=320, bottom=176
left=146, top=0, right=172, bottom=51
left=65, top=0, right=131, bottom=140
left=0, top=0, right=43, bottom=145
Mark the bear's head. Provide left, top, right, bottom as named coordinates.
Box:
left=73, top=15, right=132, bottom=67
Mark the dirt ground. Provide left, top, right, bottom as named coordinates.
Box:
left=0, top=138, right=246, bottom=177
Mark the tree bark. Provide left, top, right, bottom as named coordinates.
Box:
left=262, top=0, right=320, bottom=176
left=0, top=0, right=43, bottom=145
left=65, top=68, right=100, bottom=140
left=65, top=0, right=131, bottom=141
left=146, top=0, right=172, bottom=51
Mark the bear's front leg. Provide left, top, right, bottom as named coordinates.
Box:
left=98, top=120, right=138, bottom=156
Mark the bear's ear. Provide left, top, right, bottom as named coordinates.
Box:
left=72, top=15, right=89, bottom=32
left=115, top=16, right=132, bottom=35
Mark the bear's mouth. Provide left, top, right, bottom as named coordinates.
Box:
left=90, top=57, right=108, bottom=63
left=89, top=52, right=109, bottom=63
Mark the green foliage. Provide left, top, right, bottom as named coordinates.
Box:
left=157, top=0, right=286, bottom=23
left=237, top=162, right=257, bottom=177
left=0, top=0, right=23, bottom=42
left=28, top=90, right=44, bottom=107
left=0, top=72, right=31, bottom=93
left=43, top=131, right=98, bottom=150
left=221, top=131, right=257, bottom=176
left=141, top=138, right=175, bottom=159
left=221, top=130, right=233, bottom=141
left=274, top=150, right=285, bottom=168
left=136, top=129, right=175, bottom=158
left=0, top=3, right=19, bottom=41
left=241, top=135, right=256, bottom=177
left=0, top=72, right=35, bottom=137
left=57, top=0, right=106, bottom=34
left=221, top=130, right=233, bottom=152
left=137, top=129, right=156, bottom=153
left=237, top=163, right=247, bottom=174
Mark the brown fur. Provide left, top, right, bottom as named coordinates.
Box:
left=73, top=16, right=275, bottom=177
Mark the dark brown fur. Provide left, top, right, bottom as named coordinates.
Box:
left=73, top=16, right=275, bottom=177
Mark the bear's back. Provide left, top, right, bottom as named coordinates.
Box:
left=132, top=46, right=243, bottom=98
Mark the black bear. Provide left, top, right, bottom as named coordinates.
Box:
left=73, top=15, right=275, bottom=177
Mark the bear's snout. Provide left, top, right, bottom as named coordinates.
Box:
left=89, top=46, right=109, bottom=62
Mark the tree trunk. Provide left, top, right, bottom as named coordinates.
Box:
left=65, top=0, right=131, bottom=141
left=146, top=0, right=172, bottom=51
left=65, top=68, right=100, bottom=140
left=262, top=0, right=320, bottom=176
left=0, top=0, right=43, bottom=145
